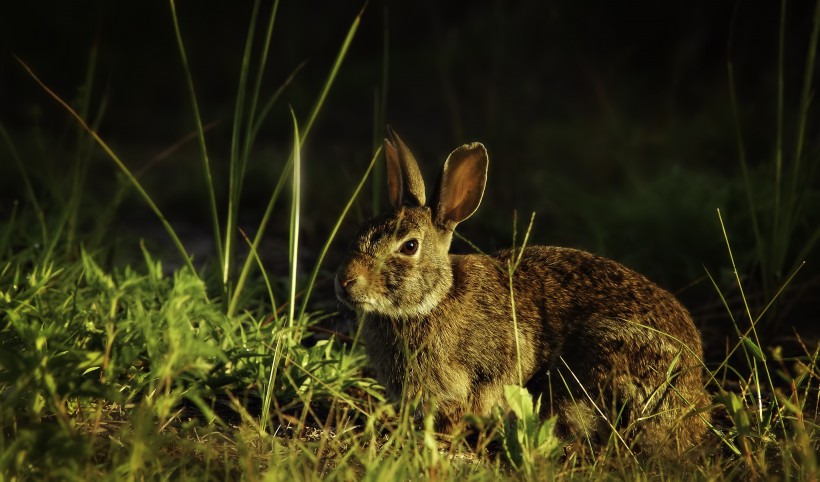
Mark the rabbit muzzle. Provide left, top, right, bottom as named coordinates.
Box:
left=334, top=273, right=357, bottom=298
left=334, top=257, right=371, bottom=311
left=334, top=273, right=354, bottom=302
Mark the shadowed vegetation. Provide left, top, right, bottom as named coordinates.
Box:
left=0, top=0, right=818, bottom=479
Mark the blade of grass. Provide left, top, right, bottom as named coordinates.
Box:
left=773, top=0, right=786, bottom=266
left=0, top=201, right=19, bottom=255
left=781, top=0, right=820, bottom=281
left=241, top=0, right=280, bottom=170
left=227, top=155, right=288, bottom=319
left=301, top=6, right=363, bottom=142
left=371, top=5, right=389, bottom=215
left=502, top=212, right=537, bottom=468
left=287, top=109, right=301, bottom=330
left=238, top=227, right=278, bottom=323
left=169, top=0, right=224, bottom=272
left=224, top=0, right=262, bottom=291
left=504, top=212, right=536, bottom=390
left=717, top=208, right=786, bottom=435
left=0, top=123, right=47, bottom=245
left=717, top=208, right=763, bottom=417
left=297, top=146, right=382, bottom=321
left=70, top=90, right=110, bottom=254
left=727, top=63, right=766, bottom=282
left=248, top=60, right=307, bottom=148
left=790, top=0, right=820, bottom=189
left=66, top=42, right=99, bottom=254
left=260, top=109, right=301, bottom=432
left=224, top=0, right=280, bottom=305
left=17, top=57, right=196, bottom=275
left=227, top=9, right=362, bottom=317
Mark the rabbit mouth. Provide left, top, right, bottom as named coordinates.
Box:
left=338, top=295, right=369, bottom=311
left=338, top=296, right=379, bottom=314
left=334, top=275, right=374, bottom=312
left=335, top=275, right=437, bottom=318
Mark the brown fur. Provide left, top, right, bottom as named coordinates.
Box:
left=335, top=130, right=710, bottom=456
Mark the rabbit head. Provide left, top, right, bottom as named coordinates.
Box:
left=335, top=129, right=488, bottom=318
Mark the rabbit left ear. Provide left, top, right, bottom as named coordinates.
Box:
left=385, top=127, right=426, bottom=208
left=433, top=142, right=488, bottom=230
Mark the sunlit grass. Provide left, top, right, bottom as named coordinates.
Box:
left=1, top=1, right=819, bottom=480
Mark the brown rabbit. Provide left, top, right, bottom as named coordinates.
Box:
left=335, top=129, right=710, bottom=455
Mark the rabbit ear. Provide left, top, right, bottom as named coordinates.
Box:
left=433, top=142, right=488, bottom=229
left=384, top=127, right=426, bottom=208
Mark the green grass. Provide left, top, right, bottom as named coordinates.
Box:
left=0, top=235, right=816, bottom=479
left=1, top=1, right=819, bottom=480
left=729, top=0, right=820, bottom=317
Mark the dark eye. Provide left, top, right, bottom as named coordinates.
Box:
left=399, top=239, right=419, bottom=255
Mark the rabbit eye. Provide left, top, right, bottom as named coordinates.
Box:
left=399, top=239, right=419, bottom=255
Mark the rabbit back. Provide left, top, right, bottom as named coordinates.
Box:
left=510, top=246, right=709, bottom=452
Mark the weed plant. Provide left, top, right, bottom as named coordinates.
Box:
left=1, top=1, right=819, bottom=480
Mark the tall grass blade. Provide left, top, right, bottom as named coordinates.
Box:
left=782, top=0, right=820, bottom=278
left=168, top=0, right=224, bottom=272
left=297, top=147, right=382, bottom=320
left=0, top=200, right=18, bottom=255
left=239, top=227, right=278, bottom=321
left=301, top=6, right=363, bottom=141
left=727, top=63, right=765, bottom=280
left=66, top=43, right=99, bottom=254
left=223, top=0, right=280, bottom=304
left=227, top=10, right=362, bottom=317
left=507, top=212, right=536, bottom=387
left=717, top=209, right=786, bottom=434
left=248, top=60, right=306, bottom=148
left=241, top=0, right=280, bottom=168
left=791, top=0, right=820, bottom=184
left=0, top=123, right=46, bottom=245
left=371, top=5, right=389, bottom=215
left=259, top=110, right=301, bottom=432
left=773, top=0, right=786, bottom=263
left=287, top=110, right=301, bottom=330
left=227, top=160, right=287, bottom=318
left=224, top=0, right=262, bottom=291
left=17, top=57, right=196, bottom=274
left=717, top=209, right=755, bottom=333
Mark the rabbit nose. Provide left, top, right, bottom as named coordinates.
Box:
left=338, top=276, right=358, bottom=289
left=335, top=274, right=361, bottom=302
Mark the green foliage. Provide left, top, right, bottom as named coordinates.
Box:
left=501, top=385, right=561, bottom=475
left=703, top=210, right=820, bottom=479
left=729, top=0, right=820, bottom=313
left=0, top=226, right=380, bottom=478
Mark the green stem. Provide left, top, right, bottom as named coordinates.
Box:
left=297, top=147, right=382, bottom=320
left=168, top=0, right=224, bottom=273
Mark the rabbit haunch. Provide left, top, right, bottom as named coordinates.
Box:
left=335, top=129, right=709, bottom=454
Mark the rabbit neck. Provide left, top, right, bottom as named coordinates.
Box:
left=361, top=307, right=457, bottom=400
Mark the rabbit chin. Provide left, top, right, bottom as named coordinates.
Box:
left=345, top=294, right=443, bottom=320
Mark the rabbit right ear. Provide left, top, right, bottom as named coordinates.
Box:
left=385, top=127, right=426, bottom=208
left=433, top=142, right=488, bottom=230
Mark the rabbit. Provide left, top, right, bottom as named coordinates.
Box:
left=335, top=128, right=710, bottom=456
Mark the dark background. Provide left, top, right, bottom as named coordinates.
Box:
left=1, top=1, right=817, bottom=348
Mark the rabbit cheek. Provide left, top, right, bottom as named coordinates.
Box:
left=380, top=257, right=418, bottom=312
left=383, top=255, right=451, bottom=317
